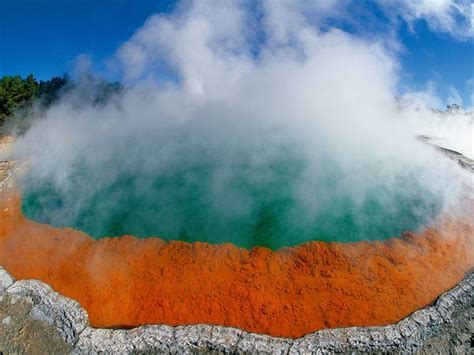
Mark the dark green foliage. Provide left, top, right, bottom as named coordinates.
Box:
left=0, top=73, right=122, bottom=135
left=38, top=74, right=70, bottom=106
left=0, top=75, right=38, bottom=123
left=0, top=74, right=69, bottom=134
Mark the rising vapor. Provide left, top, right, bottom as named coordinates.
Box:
left=13, top=0, right=472, bottom=248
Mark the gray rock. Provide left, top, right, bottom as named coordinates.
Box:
left=468, top=320, right=474, bottom=333
left=6, top=279, right=88, bottom=345
left=0, top=266, right=15, bottom=292
left=74, top=325, right=177, bottom=354
left=0, top=292, right=71, bottom=354
left=236, top=332, right=292, bottom=354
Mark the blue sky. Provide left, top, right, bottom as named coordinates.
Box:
left=0, top=0, right=176, bottom=79
left=397, top=20, right=473, bottom=106
left=1, top=0, right=472, bottom=107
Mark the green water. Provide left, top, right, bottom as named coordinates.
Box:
left=20, top=150, right=443, bottom=249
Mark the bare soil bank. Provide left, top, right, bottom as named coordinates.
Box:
left=0, top=185, right=473, bottom=338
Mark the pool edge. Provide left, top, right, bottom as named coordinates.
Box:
left=1, top=265, right=472, bottom=353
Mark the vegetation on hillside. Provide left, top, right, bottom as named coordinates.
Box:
left=0, top=74, right=121, bottom=135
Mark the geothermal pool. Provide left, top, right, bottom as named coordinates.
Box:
left=20, top=155, right=443, bottom=249
left=2, top=138, right=472, bottom=338
left=1, top=183, right=473, bottom=338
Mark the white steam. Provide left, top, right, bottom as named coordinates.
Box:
left=12, top=0, right=472, bottom=247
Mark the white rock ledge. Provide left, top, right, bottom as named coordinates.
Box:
left=0, top=265, right=472, bottom=354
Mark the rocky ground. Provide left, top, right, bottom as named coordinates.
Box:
left=0, top=137, right=13, bottom=188
left=417, top=306, right=473, bottom=355
left=0, top=292, right=72, bottom=353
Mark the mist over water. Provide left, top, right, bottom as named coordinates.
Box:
left=14, top=0, right=471, bottom=249
left=20, top=144, right=445, bottom=249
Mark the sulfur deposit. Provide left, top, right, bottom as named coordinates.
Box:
left=0, top=183, right=472, bottom=338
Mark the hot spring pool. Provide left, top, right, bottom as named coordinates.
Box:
left=19, top=149, right=444, bottom=249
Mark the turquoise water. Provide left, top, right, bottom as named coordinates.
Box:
left=20, top=149, right=443, bottom=249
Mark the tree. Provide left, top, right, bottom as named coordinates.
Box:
left=0, top=74, right=38, bottom=124
left=38, top=74, right=69, bottom=106
left=0, top=72, right=123, bottom=135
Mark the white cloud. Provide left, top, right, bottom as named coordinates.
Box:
left=377, top=0, right=473, bottom=39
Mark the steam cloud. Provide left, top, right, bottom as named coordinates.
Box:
left=13, top=0, right=472, bottom=248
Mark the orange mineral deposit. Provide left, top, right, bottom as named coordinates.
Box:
left=0, top=185, right=473, bottom=338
